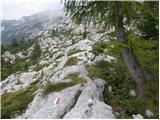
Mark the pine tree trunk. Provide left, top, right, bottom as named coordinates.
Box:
left=115, top=11, right=147, bottom=96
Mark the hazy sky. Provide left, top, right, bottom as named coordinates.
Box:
left=1, top=0, right=64, bottom=20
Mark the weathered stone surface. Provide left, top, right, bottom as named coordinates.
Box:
left=21, top=85, right=83, bottom=119
left=63, top=79, right=115, bottom=119
left=2, top=17, right=117, bottom=119
left=130, top=90, right=136, bottom=97
left=132, top=114, right=144, bottom=119
left=1, top=71, right=38, bottom=94
left=145, top=109, right=154, bottom=118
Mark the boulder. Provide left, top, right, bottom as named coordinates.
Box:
left=132, top=114, right=143, bottom=119
left=145, top=109, right=154, bottom=118
left=63, top=79, right=115, bottom=119
left=21, top=85, right=83, bottom=119
left=108, top=86, right=112, bottom=93
left=130, top=90, right=136, bottom=97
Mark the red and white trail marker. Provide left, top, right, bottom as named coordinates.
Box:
left=54, top=97, right=60, bottom=105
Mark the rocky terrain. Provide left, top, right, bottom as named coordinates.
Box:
left=1, top=8, right=156, bottom=119
left=1, top=9, right=117, bottom=119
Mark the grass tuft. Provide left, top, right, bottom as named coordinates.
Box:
left=64, top=72, right=86, bottom=84
left=42, top=81, right=76, bottom=96
left=42, top=72, right=86, bottom=96
left=64, top=57, right=80, bottom=67
left=67, top=49, right=82, bottom=56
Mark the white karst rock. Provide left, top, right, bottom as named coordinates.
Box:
left=1, top=71, right=39, bottom=94
left=63, top=79, right=115, bottom=119
left=145, top=109, right=154, bottom=118
left=1, top=10, right=118, bottom=119
left=18, top=79, right=115, bottom=119
left=132, top=114, right=144, bottom=119
left=130, top=89, right=136, bottom=97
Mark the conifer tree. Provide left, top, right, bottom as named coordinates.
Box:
left=64, top=1, right=157, bottom=96
left=30, top=43, right=41, bottom=64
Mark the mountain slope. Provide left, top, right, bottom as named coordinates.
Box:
left=1, top=9, right=116, bottom=119
left=1, top=9, right=66, bottom=45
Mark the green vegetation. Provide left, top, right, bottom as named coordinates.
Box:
left=32, top=62, right=52, bottom=72
left=1, top=58, right=33, bottom=80
left=42, top=72, right=86, bottom=96
left=1, top=82, right=38, bottom=119
left=64, top=57, right=80, bottom=67
left=86, top=59, right=158, bottom=118
left=42, top=81, right=76, bottom=96
left=42, top=50, right=57, bottom=59
left=67, top=49, right=82, bottom=56
left=48, top=51, right=56, bottom=58
left=1, top=70, right=43, bottom=119
left=1, top=41, right=42, bottom=80
left=86, top=29, right=159, bottom=118
left=55, top=54, right=64, bottom=60
left=137, top=2, right=158, bottom=39
left=65, top=0, right=159, bottom=97
left=64, top=72, right=86, bottom=84
left=5, top=38, right=36, bottom=54
left=91, top=42, right=107, bottom=56
left=129, top=36, right=158, bottom=78
left=1, top=90, right=34, bottom=119
left=30, top=43, right=41, bottom=64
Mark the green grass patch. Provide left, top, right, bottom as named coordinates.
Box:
left=1, top=84, right=37, bottom=119
left=1, top=71, right=42, bottom=119
left=64, top=57, right=80, bottom=67
left=33, top=63, right=51, bottom=71
left=42, top=72, right=86, bottom=96
left=42, top=81, right=76, bottom=96
left=91, top=42, right=107, bottom=56
left=64, top=72, right=86, bottom=84
left=67, top=49, right=82, bottom=56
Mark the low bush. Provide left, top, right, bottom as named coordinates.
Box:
left=91, top=42, right=107, bottom=55
left=1, top=58, right=33, bottom=80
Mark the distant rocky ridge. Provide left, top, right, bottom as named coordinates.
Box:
left=1, top=9, right=66, bottom=45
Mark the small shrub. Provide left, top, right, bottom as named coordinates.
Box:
left=1, top=58, right=33, bottom=80
left=67, top=49, right=82, bottom=56
left=85, top=60, right=111, bottom=80
left=91, top=42, right=107, bottom=55
left=64, top=57, right=80, bottom=67
left=123, top=98, right=147, bottom=116
left=30, top=43, right=41, bottom=64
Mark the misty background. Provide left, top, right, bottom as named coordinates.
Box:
left=1, top=0, right=63, bottom=20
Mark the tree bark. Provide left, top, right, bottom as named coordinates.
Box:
left=115, top=3, right=147, bottom=96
